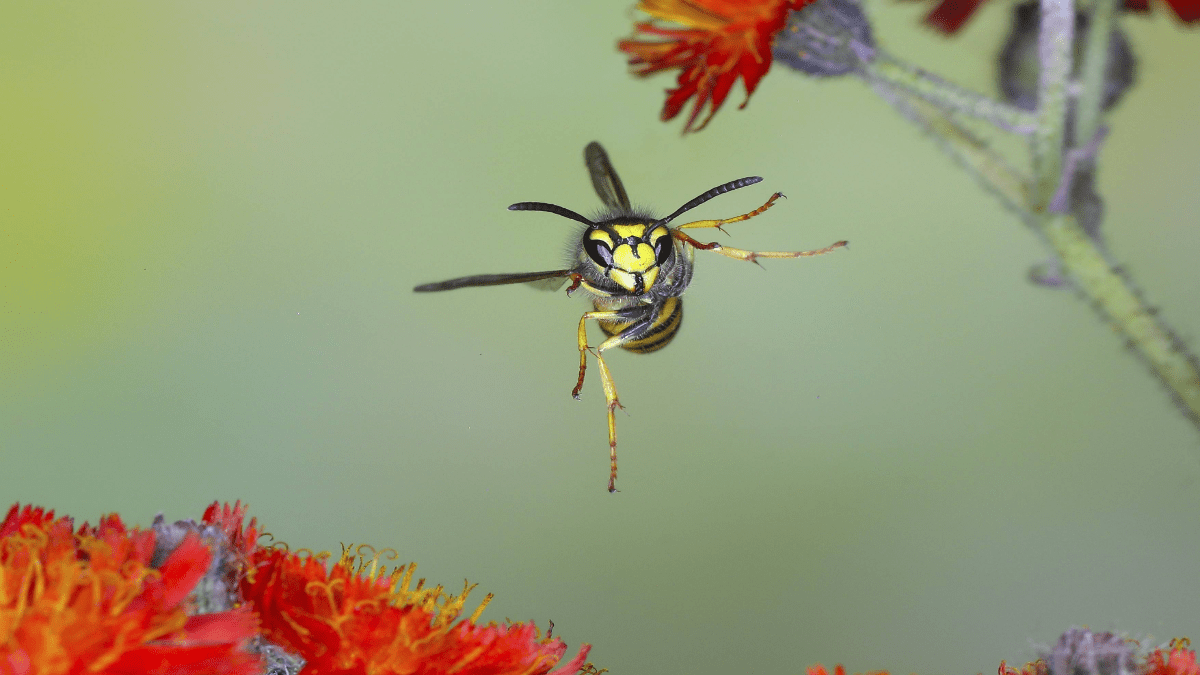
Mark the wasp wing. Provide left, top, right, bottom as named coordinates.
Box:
left=414, top=269, right=572, bottom=292
left=584, top=142, right=631, bottom=211
left=524, top=275, right=571, bottom=291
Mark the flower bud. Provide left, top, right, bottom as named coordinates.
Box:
left=773, top=0, right=876, bottom=77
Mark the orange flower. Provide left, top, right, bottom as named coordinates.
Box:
left=921, top=0, right=1198, bottom=33
left=809, top=666, right=850, bottom=675
left=998, top=659, right=1050, bottom=675
left=0, top=504, right=260, bottom=675
left=201, top=500, right=260, bottom=558
left=1145, top=639, right=1200, bottom=675
left=808, top=665, right=890, bottom=675
left=241, top=545, right=592, bottom=675
left=619, top=0, right=815, bottom=132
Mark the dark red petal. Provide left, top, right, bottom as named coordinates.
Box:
left=1162, top=0, right=1200, bottom=21
left=924, top=0, right=988, bottom=33
left=662, top=72, right=702, bottom=121
left=738, top=52, right=772, bottom=100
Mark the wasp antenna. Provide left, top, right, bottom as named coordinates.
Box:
left=656, top=177, right=763, bottom=226
left=509, top=202, right=596, bottom=227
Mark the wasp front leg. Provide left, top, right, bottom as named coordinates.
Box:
left=673, top=230, right=848, bottom=266
left=571, top=307, right=655, bottom=492
left=676, top=192, right=786, bottom=235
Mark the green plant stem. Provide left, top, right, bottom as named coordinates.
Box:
left=1073, top=0, right=1117, bottom=149
left=859, top=0, right=1200, bottom=430
left=1032, top=0, right=1073, bottom=207
left=1039, top=215, right=1200, bottom=425
left=1027, top=0, right=1200, bottom=427
left=865, top=55, right=1039, bottom=134
left=865, top=78, right=1032, bottom=218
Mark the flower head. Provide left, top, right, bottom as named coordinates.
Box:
left=921, top=0, right=1198, bottom=34
left=808, top=665, right=890, bottom=675
left=619, top=0, right=815, bottom=132
left=1145, top=639, right=1200, bottom=675
left=200, top=500, right=260, bottom=559
left=240, top=544, right=591, bottom=675
left=998, top=659, right=1050, bottom=675
left=0, top=503, right=260, bottom=675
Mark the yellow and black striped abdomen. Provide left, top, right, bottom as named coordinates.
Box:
left=598, top=296, right=683, bottom=354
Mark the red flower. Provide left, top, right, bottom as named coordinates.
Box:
left=241, top=545, right=592, bottom=675
left=1145, top=640, right=1200, bottom=675
left=809, top=666, right=850, bottom=675
left=998, top=659, right=1050, bottom=675
left=619, top=0, right=815, bottom=132
left=808, top=665, right=890, bottom=675
left=201, top=500, right=260, bottom=558
left=0, top=504, right=260, bottom=675
left=922, top=0, right=1198, bottom=33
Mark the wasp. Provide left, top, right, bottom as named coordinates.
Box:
left=415, top=143, right=847, bottom=492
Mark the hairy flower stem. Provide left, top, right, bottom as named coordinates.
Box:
left=1032, top=0, right=1073, bottom=207
left=1041, top=214, right=1200, bottom=425
left=1073, top=0, right=1118, bottom=149
left=865, top=56, right=1039, bottom=134
left=1031, top=0, right=1200, bottom=426
left=859, top=0, right=1200, bottom=430
left=866, top=78, right=1032, bottom=218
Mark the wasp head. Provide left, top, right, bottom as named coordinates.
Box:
left=581, top=219, right=675, bottom=295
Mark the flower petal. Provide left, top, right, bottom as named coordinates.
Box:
left=620, top=0, right=806, bottom=132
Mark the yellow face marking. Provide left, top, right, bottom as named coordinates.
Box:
left=612, top=242, right=656, bottom=273
left=586, top=221, right=673, bottom=294
left=647, top=226, right=670, bottom=247
left=611, top=223, right=649, bottom=239
left=588, top=230, right=615, bottom=248
left=610, top=269, right=638, bottom=292
left=641, top=266, right=659, bottom=290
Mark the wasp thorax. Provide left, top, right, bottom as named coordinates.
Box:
left=583, top=221, right=674, bottom=295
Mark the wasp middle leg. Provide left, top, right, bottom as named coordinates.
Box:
left=672, top=231, right=848, bottom=267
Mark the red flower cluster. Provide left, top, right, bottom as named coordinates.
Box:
left=238, top=544, right=589, bottom=675
left=2, top=502, right=593, bottom=675
left=619, top=0, right=815, bottom=132
left=808, top=664, right=889, bottom=675
left=0, top=504, right=259, bottom=675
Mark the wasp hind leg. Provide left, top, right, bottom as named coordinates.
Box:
left=571, top=307, right=655, bottom=493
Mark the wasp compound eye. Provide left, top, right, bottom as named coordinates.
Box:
left=584, top=237, right=614, bottom=268
left=654, top=237, right=673, bottom=266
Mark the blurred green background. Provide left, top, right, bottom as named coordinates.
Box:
left=2, top=2, right=1198, bottom=673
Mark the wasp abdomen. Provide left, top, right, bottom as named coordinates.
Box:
left=598, top=296, right=683, bottom=354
